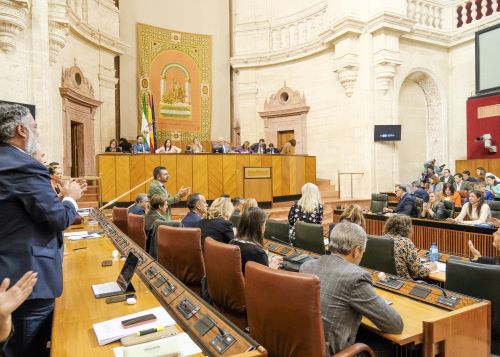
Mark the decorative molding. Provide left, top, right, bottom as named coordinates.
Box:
left=374, top=49, right=402, bottom=95
left=60, top=64, right=102, bottom=112
left=0, top=0, right=30, bottom=53
left=333, top=53, right=359, bottom=97
left=48, top=0, right=69, bottom=65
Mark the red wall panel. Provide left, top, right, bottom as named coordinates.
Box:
left=466, top=93, right=500, bottom=159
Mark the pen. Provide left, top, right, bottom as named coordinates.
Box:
left=73, top=247, right=88, bottom=251
left=136, top=326, right=165, bottom=336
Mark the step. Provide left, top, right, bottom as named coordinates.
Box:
left=78, top=201, right=99, bottom=209
left=85, top=185, right=98, bottom=194
left=79, top=193, right=99, bottom=202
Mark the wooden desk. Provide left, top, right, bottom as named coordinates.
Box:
left=333, top=210, right=497, bottom=257
left=97, top=153, right=316, bottom=202
left=263, top=238, right=491, bottom=356
left=52, top=215, right=266, bottom=357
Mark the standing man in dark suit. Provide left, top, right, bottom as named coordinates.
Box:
left=384, top=184, right=419, bottom=217
left=147, top=166, right=189, bottom=220
left=0, top=103, right=85, bottom=356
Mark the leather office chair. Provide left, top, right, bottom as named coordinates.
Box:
left=112, top=207, right=128, bottom=234
left=127, top=213, right=147, bottom=249
left=370, top=193, right=388, bottom=213
left=157, top=226, right=205, bottom=296
left=359, top=235, right=397, bottom=275
left=488, top=200, right=500, bottom=219
left=245, top=262, right=374, bottom=357
left=264, top=219, right=290, bottom=244
left=446, top=259, right=500, bottom=354
left=294, top=221, right=325, bottom=254
left=203, top=237, right=247, bottom=329
left=442, top=200, right=455, bottom=219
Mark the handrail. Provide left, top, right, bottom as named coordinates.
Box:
left=99, top=176, right=154, bottom=211
left=337, top=171, right=364, bottom=198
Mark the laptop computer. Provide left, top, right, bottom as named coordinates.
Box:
left=91, top=252, right=138, bottom=298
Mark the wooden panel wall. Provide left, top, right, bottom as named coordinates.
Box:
left=97, top=154, right=316, bottom=202
left=455, top=158, right=500, bottom=175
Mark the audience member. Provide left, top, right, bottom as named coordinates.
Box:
left=440, top=169, right=454, bottom=184
left=468, top=229, right=499, bottom=265
left=338, top=204, right=366, bottom=229
left=133, top=135, right=150, bottom=154
left=421, top=166, right=434, bottom=185
left=231, top=197, right=244, bottom=215
left=48, top=165, right=63, bottom=200
left=0, top=103, right=85, bottom=356
left=147, top=166, right=189, bottom=220
left=383, top=184, right=418, bottom=217
left=233, top=140, right=251, bottom=153
left=428, top=175, right=444, bottom=193
left=105, top=139, right=121, bottom=152
left=240, top=198, right=258, bottom=216
left=250, top=138, right=266, bottom=154
left=0, top=271, right=38, bottom=354
left=440, top=183, right=462, bottom=207
left=462, top=170, right=480, bottom=183
left=212, top=137, right=231, bottom=153
left=452, top=190, right=491, bottom=225
left=191, top=137, right=203, bottom=153
left=383, top=215, right=436, bottom=279
left=128, top=193, right=149, bottom=215
left=265, top=143, right=279, bottom=154
left=118, top=138, right=132, bottom=153
left=144, top=195, right=168, bottom=233
left=421, top=192, right=447, bottom=220
left=155, top=139, right=181, bottom=153
left=485, top=174, right=500, bottom=199
left=230, top=207, right=282, bottom=273
left=411, top=181, right=429, bottom=203
left=280, top=139, right=296, bottom=155
left=181, top=193, right=208, bottom=228
left=197, top=197, right=234, bottom=247
left=423, top=159, right=444, bottom=175
left=288, top=182, right=323, bottom=242
left=476, top=167, right=487, bottom=182
left=300, top=221, right=403, bottom=354
left=453, top=173, right=472, bottom=192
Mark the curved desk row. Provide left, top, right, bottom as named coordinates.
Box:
left=97, top=153, right=316, bottom=203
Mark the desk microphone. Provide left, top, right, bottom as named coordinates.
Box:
left=271, top=235, right=298, bottom=253
left=414, top=280, right=448, bottom=297
left=206, top=315, right=227, bottom=337
left=414, top=280, right=460, bottom=307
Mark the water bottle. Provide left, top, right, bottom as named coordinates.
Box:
left=429, top=243, right=439, bottom=262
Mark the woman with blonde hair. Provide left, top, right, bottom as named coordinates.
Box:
left=288, top=182, right=323, bottom=241
left=240, top=198, right=258, bottom=216
left=197, top=197, right=235, bottom=247
left=191, top=137, right=203, bottom=153
left=383, top=215, right=436, bottom=280
left=338, top=204, right=365, bottom=229
left=421, top=191, right=447, bottom=220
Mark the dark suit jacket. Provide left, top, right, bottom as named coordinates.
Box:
left=412, top=187, right=429, bottom=203
left=197, top=218, right=234, bottom=248
left=250, top=142, right=266, bottom=154
left=440, top=176, right=454, bottom=185
left=133, top=142, right=150, bottom=153
left=128, top=204, right=145, bottom=215
left=0, top=143, right=77, bottom=299
left=265, top=148, right=279, bottom=154
left=181, top=211, right=202, bottom=228
left=394, top=193, right=418, bottom=217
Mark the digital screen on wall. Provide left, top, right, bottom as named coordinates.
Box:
left=476, top=23, right=500, bottom=94
left=374, top=125, right=401, bottom=141
left=0, top=100, right=36, bottom=119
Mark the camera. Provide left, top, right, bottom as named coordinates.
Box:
left=475, top=134, right=497, bottom=153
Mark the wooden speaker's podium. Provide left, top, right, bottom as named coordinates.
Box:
left=244, top=167, right=272, bottom=204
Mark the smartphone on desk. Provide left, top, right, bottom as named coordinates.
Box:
left=121, top=313, right=156, bottom=329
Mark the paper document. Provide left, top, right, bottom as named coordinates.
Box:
left=113, top=333, right=202, bottom=357
left=64, top=231, right=88, bottom=237
left=93, top=306, right=176, bottom=346
left=92, top=282, right=121, bottom=296
left=67, top=233, right=100, bottom=241
left=431, top=262, right=447, bottom=273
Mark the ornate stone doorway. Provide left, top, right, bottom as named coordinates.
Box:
left=60, top=65, right=102, bottom=176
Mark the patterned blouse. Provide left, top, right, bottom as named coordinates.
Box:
left=287, top=201, right=324, bottom=241
left=390, top=235, right=430, bottom=280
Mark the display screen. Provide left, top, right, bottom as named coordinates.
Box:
left=374, top=125, right=401, bottom=141
left=476, top=23, right=500, bottom=93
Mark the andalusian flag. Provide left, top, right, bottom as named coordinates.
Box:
left=150, top=95, right=158, bottom=151
left=147, top=94, right=156, bottom=152
left=141, top=93, right=151, bottom=148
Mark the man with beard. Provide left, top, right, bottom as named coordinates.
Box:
left=0, top=103, right=85, bottom=356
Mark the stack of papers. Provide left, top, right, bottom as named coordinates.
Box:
left=430, top=262, right=447, bottom=273
left=93, top=306, right=176, bottom=346
left=77, top=208, right=91, bottom=217
left=64, top=231, right=101, bottom=240
left=112, top=333, right=202, bottom=357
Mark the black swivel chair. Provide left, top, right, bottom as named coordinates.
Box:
left=294, top=221, right=325, bottom=255
left=370, top=194, right=388, bottom=213
left=359, top=235, right=398, bottom=275
left=488, top=200, right=500, bottom=219
left=264, top=219, right=290, bottom=244
left=446, top=259, right=500, bottom=354
left=442, top=200, right=455, bottom=219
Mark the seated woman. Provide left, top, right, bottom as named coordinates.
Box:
left=48, top=165, right=63, bottom=200
left=191, top=137, right=204, bottom=153
left=288, top=182, right=323, bottom=242
left=428, top=175, right=443, bottom=193
left=240, top=198, right=258, bottom=216
left=233, top=141, right=252, bottom=154
left=230, top=207, right=282, bottom=273
left=383, top=215, right=436, bottom=280
left=468, top=228, right=499, bottom=265
left=105, top=139, right=121, bottom=152
left=421, top=191, right=447, bottom=220
left=156, top=139, right=181, bottom=153
left=485, top=174, right=500, bottom=199
left=452, top=190, right=491, bottom=225
left=144, top=194, right=168, bottom=233
left=476, top=167, right=487, bottom=182
left=440, top=183, right=462, bottom=207
left=197, top=197, right=235, bottom=248
left=338, top=204, right=366, bottom=229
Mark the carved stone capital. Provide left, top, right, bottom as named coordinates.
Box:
left=0, top=0, right=30, bottom=53
left=374, top=49, right=402, bottom=94
left=48, top=0, right=69, bottom=65
left=333, top=53, right=359, bottom=97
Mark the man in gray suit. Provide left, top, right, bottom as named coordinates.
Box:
left=300, top=221, right=403, bottom=354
